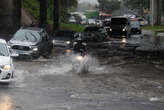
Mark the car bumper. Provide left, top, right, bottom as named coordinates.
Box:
left=12, top=49, right=39, bottom=58
left=0, top=69, right=13, bottom=83
left=131, top=28, right=141, bottom=34
left=54, top=42, right=72, bottom=48
left=109, top=30, right=127, bottom=35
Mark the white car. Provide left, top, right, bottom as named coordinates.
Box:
left=69, top=16, right=76, bottom=24
left=88, top=19, right=96, bottom=25
left=0, top=39, right=15, bottom=83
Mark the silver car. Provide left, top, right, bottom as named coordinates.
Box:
left=0, top=39, right=15, bottom=83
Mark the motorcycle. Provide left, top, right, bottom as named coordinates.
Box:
left=72, top=49, right=89, bottom=73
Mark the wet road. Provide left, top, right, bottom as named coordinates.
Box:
left=1, top=36, right=164, bottom=110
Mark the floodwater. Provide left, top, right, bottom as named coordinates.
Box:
left=0, top=34, right=164, bottom=110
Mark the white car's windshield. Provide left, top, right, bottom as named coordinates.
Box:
left=0, top=43, right=9, bottom=56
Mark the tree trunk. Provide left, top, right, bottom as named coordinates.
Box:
left=15, top=0, right=22, bottom=29
left=53, top=0, right=60, bottom=32
left=156, top=0, right=161, bottom=25
left=40, top=0, right=47, bottom=28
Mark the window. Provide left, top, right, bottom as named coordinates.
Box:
left=0, top=43, right=9, bottom=56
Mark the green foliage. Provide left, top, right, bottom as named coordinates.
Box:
left=22, top=0, right=78, bottom=22
left=143, top=26, right=164, bottom=31
left=60, top=23, right=85, bottom=32
left=60, top=0, right=78, bottom=22
left=23, top=0, right=40, bottom=19
left=98, top=0, right=121, bottom=13
left=124, top=0, right=150, bottom=9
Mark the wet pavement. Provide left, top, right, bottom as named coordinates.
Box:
left=1, top=34, right=164, bottom=110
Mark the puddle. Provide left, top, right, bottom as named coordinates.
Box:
left=9, top=70, right=27, bottom=88
left=0, top=95, right=14, bottom=110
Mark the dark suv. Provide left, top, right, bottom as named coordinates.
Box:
left=109, top=17, right=131, bottom=38
left=8, top=27, right=53, bottom=59
left=81, top=26, right=108, bottom=42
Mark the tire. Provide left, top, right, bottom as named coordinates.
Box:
left=127, top=32, right=131, bottom=38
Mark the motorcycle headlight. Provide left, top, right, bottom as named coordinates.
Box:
left=66, top=41, right=71, bottom=44
left=76, top=56, right=83, bottom=61
left=66, top=49, right=71, bottom=53
left=110, top=29, right=112, bottom=31
left=122, top=28, right=126, bottom=31
left=122, top=38, right=127, bottom=44
left=52, top=40, right=55, bottom=44
left=2, top=65, right=11, bottom=70
left=32, top=47, right=38, bottom=51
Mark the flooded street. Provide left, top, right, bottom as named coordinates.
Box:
left=1, top=35, right=164, bottom=110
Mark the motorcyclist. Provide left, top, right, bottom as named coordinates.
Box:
left=73, top=33, right=87, bottom=56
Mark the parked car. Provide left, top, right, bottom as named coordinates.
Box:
left=95, top=20, right=103, bottom=27
left=0, top=39, right=16, bottom=83
left=69, top=16, right=76, bottom=24
left=81, top=19, right=87, bottom=25
left=130, top=18, right=142, bottom=34
left=87, top=19, right=96, bottom=25
left=8, top=27, right=53, bottom=59
left=53, top=30, right=76, bottom=48
left=80, top=26, right=108, bottom=42
left=109, top=16, right=131, bottom=38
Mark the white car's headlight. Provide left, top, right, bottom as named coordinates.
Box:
left=32, top=47, right=38, bottom=51
left=2, top=65, right=11, bottom=70
left=66, top=41, right=71, bottom=45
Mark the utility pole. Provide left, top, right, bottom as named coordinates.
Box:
left=39, top=0, right=47, bottom=28
left=150, top=0, right=161, bottom=26
left=53, top=0, right=60, bottom=33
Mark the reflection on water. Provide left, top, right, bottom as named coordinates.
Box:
left=122, top=38, right=127, bottom=44
left=0, top=95, right=13, bottom=110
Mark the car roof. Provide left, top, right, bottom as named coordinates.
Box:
left=0, top=39, right=7, bottom=44
left=20, top=27, right=44, bottom=32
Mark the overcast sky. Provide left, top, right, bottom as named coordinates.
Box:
left=78, top=0, right=99, bottom=5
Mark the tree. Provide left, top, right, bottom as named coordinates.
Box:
left=60, top=0, right=78, bottom=22
left=53, top=0, right=60, bottom=32
left=98, top=0, right=121, bottom=13
left=13, top=0, right=22, bottom=29
left=39, top=0, right=47, bottom=28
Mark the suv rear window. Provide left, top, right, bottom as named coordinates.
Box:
left=111, top=18, right=127, bottom=25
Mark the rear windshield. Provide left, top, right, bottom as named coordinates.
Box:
left=13, top=30, right=41, bottom=42
left=55, top=31, right=76, bottom=40
left=111, top=18, right=128, bottom=25
left=0, top=43, right=9, bottom=56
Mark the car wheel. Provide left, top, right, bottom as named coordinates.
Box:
left=127, top=33, right=131, bottom=38
left=33, top=55, right=40, bottom=59
left=139, top=30, right=142, bottom=34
